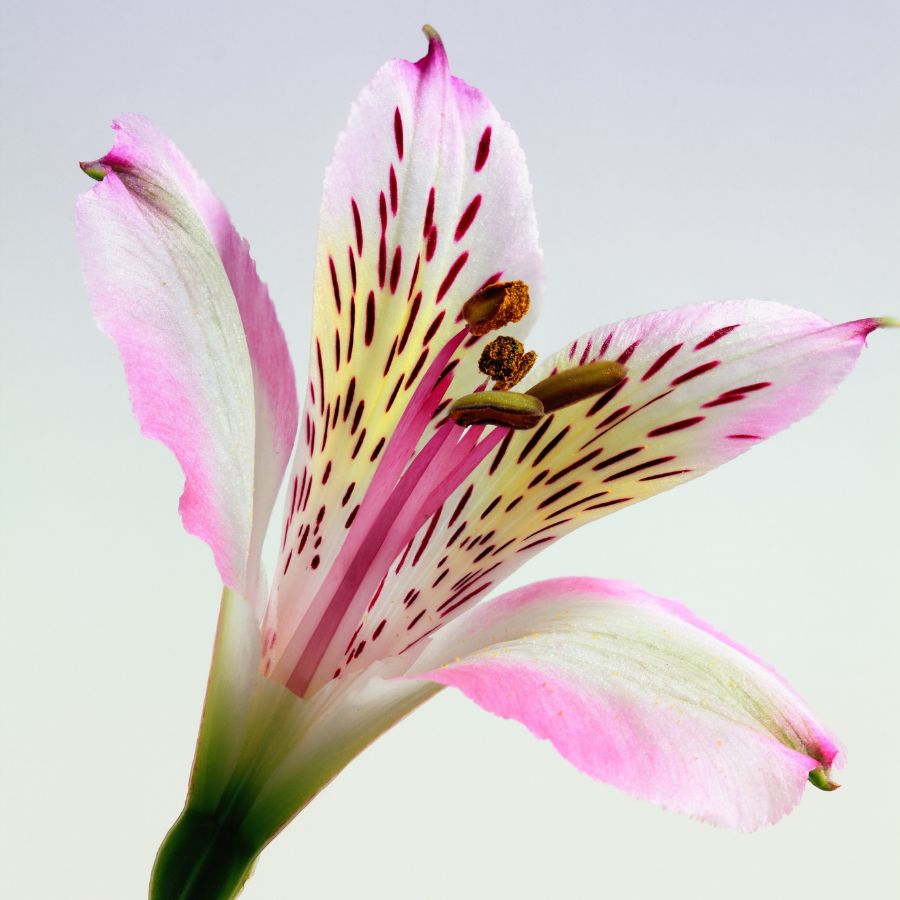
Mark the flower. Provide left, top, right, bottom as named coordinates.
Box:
left=76, top=27, right=891, bottom=900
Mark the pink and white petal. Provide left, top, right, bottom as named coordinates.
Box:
left=76, top=116, right=297, bottom=600
left=409, top=577, right=840, bottom=830
left=358, top=301, right=881, bottom=654
left=268, top=30, right=541, bottom=656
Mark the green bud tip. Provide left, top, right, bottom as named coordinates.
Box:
left=808, top=766, right=840, bottom=792
left=79, top=160, right=110, bottom=181
left=876, top=316, right=899, bottom=329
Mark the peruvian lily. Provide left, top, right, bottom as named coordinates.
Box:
left=76, top=28, right=891, bottom=900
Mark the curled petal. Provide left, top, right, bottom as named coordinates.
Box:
left=76, top=116, right=297, bottom=600
left=411, top=577, right=841, bottom=830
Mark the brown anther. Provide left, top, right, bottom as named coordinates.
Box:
left=449, top=390, right=545, bottom=430
left=478, top=337, right=538, bottom=391
left=462, top=280, right=530, bottom=337
left=526, top=360, right=627, bottom=412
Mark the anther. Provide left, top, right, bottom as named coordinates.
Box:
left=526, top=360, right=627, bottom=412
left=449, top=391, right=545, bottom=429
left=462, top=281, right=530, bottom=337
left=478, top=336, right=538, bottom=390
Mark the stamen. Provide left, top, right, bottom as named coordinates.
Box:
left=462, top=280, right=530, bottom=336
left=449, top=390, right=544, bottom=429
left=478, top=336, right=538, bottom=390
left=526, top=360, right=627, bottom=412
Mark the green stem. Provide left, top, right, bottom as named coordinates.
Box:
left=150, top=807, right=259, bottom=900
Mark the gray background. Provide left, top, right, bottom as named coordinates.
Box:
left=2, top=1, right=898, bottom=897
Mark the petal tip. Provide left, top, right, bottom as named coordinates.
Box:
left=419, top=24, right=448, bottom=69
left=808, top=766, right=840, bottom=792
left=79, top=160, right=110, bottom=181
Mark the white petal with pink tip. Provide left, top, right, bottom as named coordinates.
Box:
left=410, top=577, right=840, bottom=830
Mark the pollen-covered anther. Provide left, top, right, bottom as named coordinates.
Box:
left=462, top=280, right=531, bottom=337
left=478, top=335, right=538, bottom=390
left=526, top=360, right=627, bottom=412
left=449, top=390, right=544, bottom=429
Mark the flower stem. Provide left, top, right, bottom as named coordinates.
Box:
left=150, top=807, right=259, bottom=900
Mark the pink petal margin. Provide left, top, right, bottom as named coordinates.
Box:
left=411, top=577, right=841, bottom=830
left=76, top=116, right=297, bottom=596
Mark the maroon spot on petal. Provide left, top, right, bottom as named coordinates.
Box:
left=370, top=436, right=386, bottom=462
left=671, top=360, right=720, bottom=385
left=479, top=271, right=504, bottom=292
left=407, top=255, right=421, bottom=300
left=351, top=198, right=363, bottom=255
left=568, top=344, right=577, bottom=360
left=702, top=394, right=745, bottom=408
left=383, top=336, right=398, bottom=376
left=378, top=234, right=387, bottom=288
left=389, top=165, right=398, bottom=215
left=351, top=399, right=365, bottom=434
left=533, top=426, right=570, bottom=466
left=328, top=256, right=341, bottom=313
left=373, top=619, right=387, bottom=641
left=597, top=405, right=631, bottom=428
left=599, top=332, right=614, bottom=356
left=474, top=126, right=492, bottom=172
left=399, top=292, right=422, bottom=353
left=546, top=490, right=609, bottom=519
left=640, top=468, right=692, bottom=481
left=353, top=640, right=366, bottom=659
left=385, top=375, right=403, bottom=412
left=592, top=446, right=644, bottom=472
left=437, top=252, right=469, bottom=303
left=695, top=324, right=740, bottom=350
left=315, top=339, right=325, bottom=414
left=394, top=540, right=413, bottom=574
left=448, top=485, right=473, bottom=527
left=311, top=554, right=320, bottom=569
left=379, top=191, right=387, bottom=232
left=394, top=107, right=404, bottom=160
left=425, top=225, right=438, bottom=262
left=728, top=433, right=761, bottom=440
left=446, top=521, right=467, bottom=547
left=334, top=330, right=341, bottom=371
left=351, top=429, right=365, bottom=459
left=298, top=524, right=310, bottom=554
left=365, top=291, right=376, bottom=345
left=584, top=497, right=632, bottom=511
left=537, top=481, right=581, bottom=510
left=480, top=495, right=502, bottom=519
left=347, top=298, right=356, bottom=362
left=529, top=470, right=549, bottom=488
left=438, top=582, right=492, bottom=617
left=347, top=245, right=357, bottom=293
left=517, top=536, right=556, bottom=554
left=579, top=339, right=594, bottom=366
left=647, top=416, right=705, bottom=437
left=724, top=381, right=772, bottom=395
left=587, top=379, right=628, bottom=416
left=282, top=550, right=292, bottom=575
left=546, top=447, right=606, bottom=485
left=604, top=455, right=676, bottom=482
left=389, top=245, right=403, bottom=294
left=322, top=460, right=332, bottom=484
left=617, top=340, right=640, bottom=365
left=344, top=378, right=355, bottom=421
left=345, top=504, right=360, bottom=527
left=454, top=194, right=482, bottom=242
left=413, top=510, right=441, bottom=566
left=642, top=343, right=683, bottom=381
left=404, top=349, right=429, bottom=388
left=490, top=431, right=514, bottom=475
left=342, top=482, right=355, bottom=506
left=408, top=609, right=426, bottom=630
left=423, top=187, right=435, bottom=236
left=422, top=310, right=445, bottom=346
left=517, top=416, right=554, bottom=464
